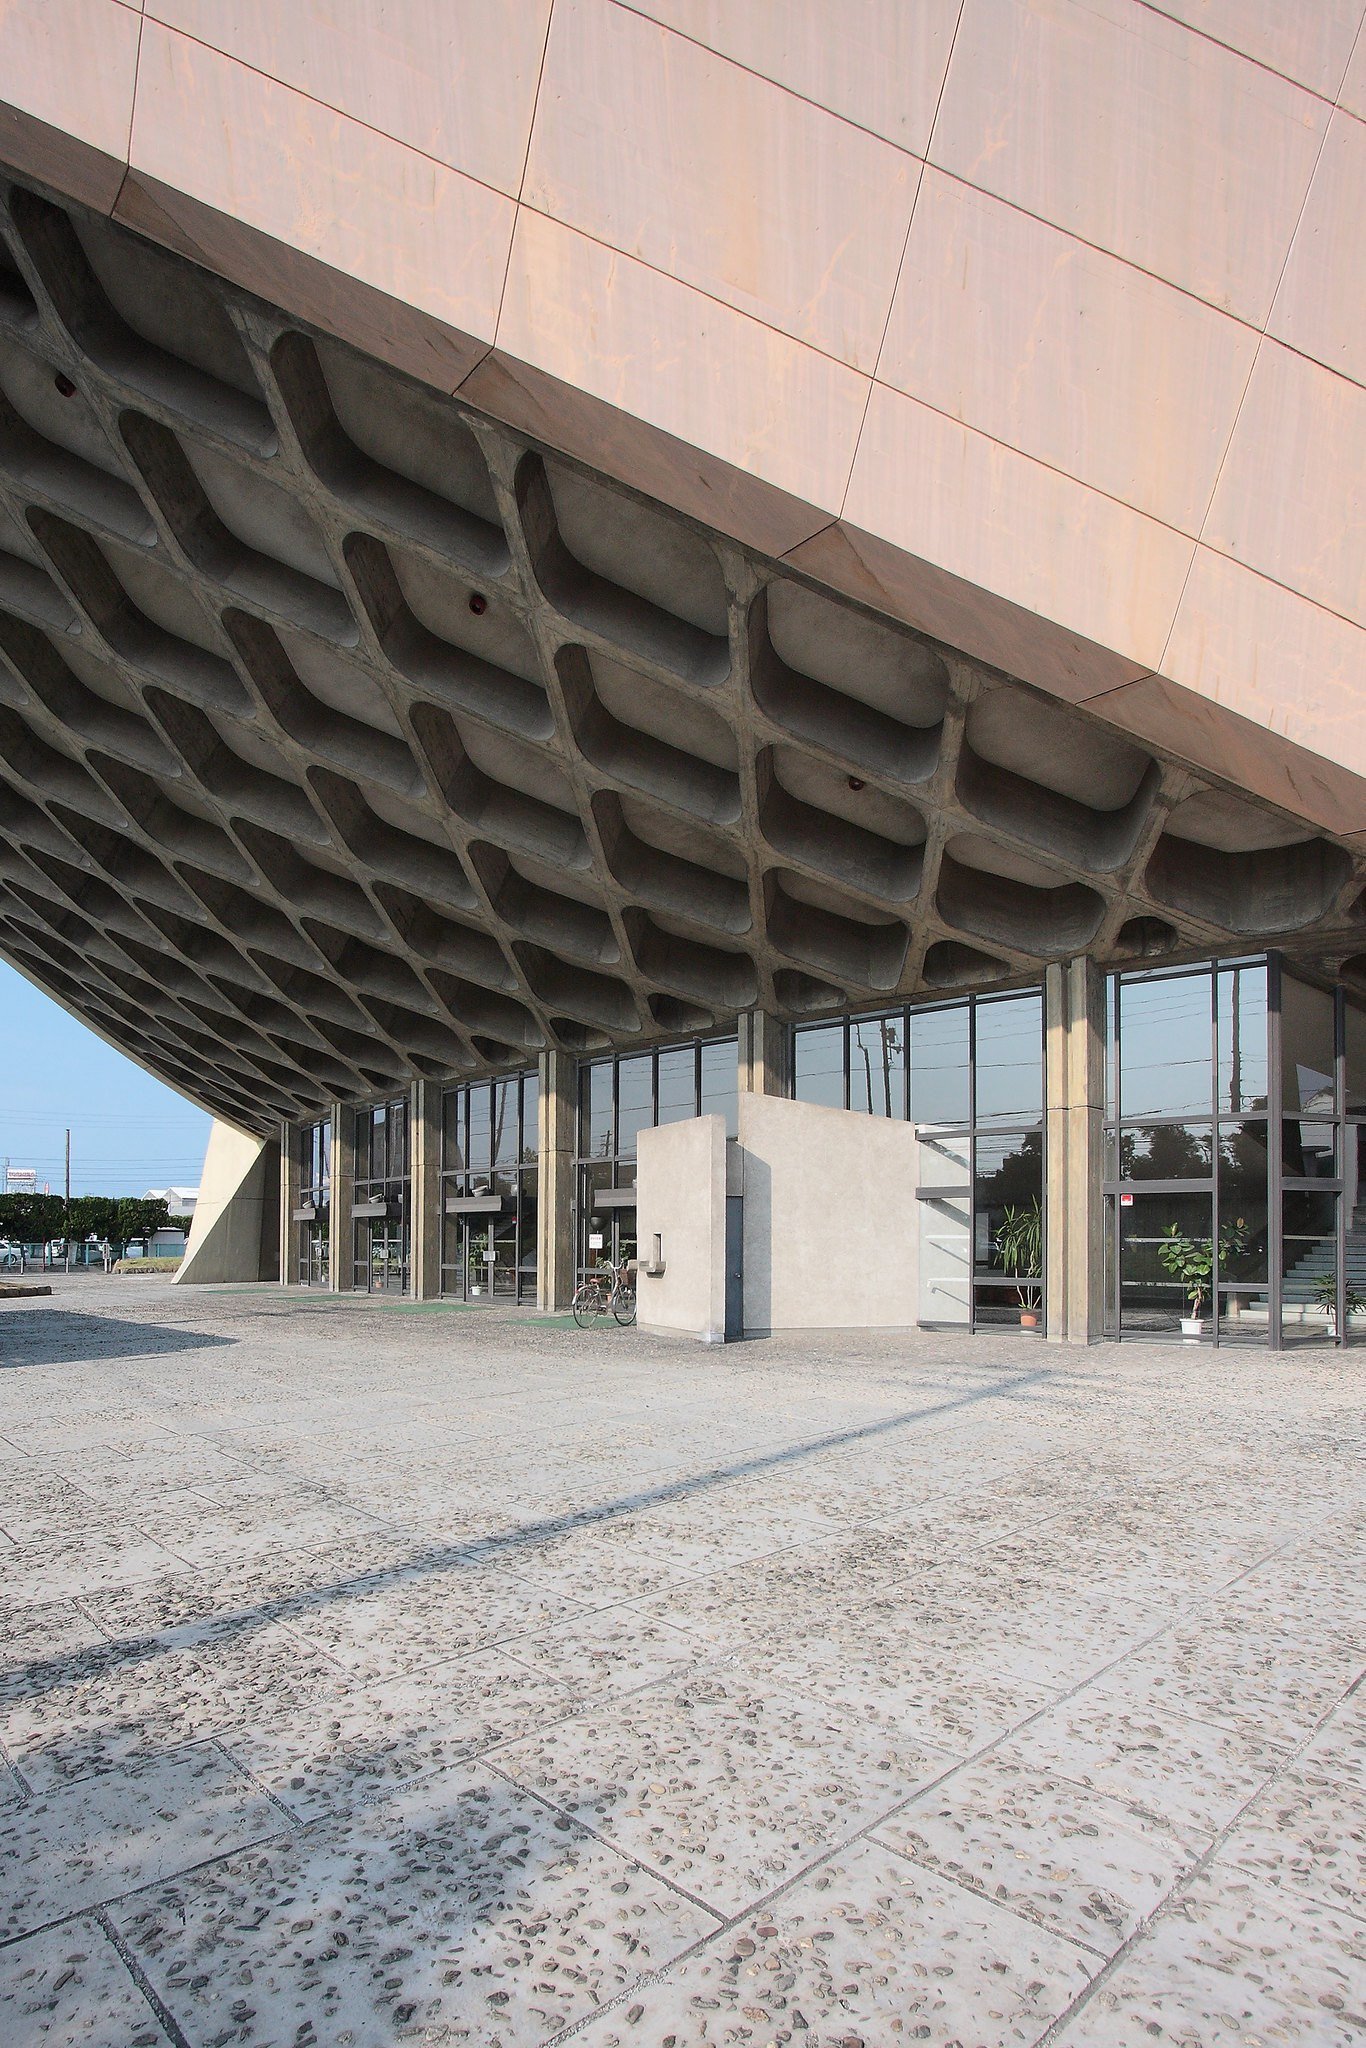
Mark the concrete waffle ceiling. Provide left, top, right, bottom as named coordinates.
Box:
left=0, top=171, right=1362, bottom=1138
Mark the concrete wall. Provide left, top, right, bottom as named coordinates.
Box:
left=737, top=1095, right=919, bottom=1334
left=3, top=0, right=1362, bottom=834
left=635, top=1113, right=727, bottom=1344
left=177, top=1118, right=278, bottom=1285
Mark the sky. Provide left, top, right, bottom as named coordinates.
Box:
left=0, top=959, right=212, bottom=1196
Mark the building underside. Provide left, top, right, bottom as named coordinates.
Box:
left=1, top=13, right=1363, bottom=1352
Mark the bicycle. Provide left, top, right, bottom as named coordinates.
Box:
left=572, top=1257, right=636, bottom=1328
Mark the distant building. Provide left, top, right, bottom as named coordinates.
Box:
left=144, top=1187, right=199, bottom=1217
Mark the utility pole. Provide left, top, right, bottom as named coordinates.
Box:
left=64, top=1127, right=70, bottom=1273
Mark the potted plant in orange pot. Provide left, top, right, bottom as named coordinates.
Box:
left=998, top=1197, right=1043, bottom=1332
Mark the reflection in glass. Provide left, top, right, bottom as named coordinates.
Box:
left=580, top=1061, right=613, bottom=1160
left=1217, top=962, right=1268, bottom=1114
left=1118, top=1190, right=1213, bottom=1333
left=973, top=1131, right=1044, bottom=1328
left=1347, top=996, right=1366, bottom=1117
left=616, top=1055, right=654, bottom=1159
left=974, top=993, right=1044, bottom=1125
left=1117, top=1124, right=1213, bottom=1180
left=1282, top=1120, right=1337, bottom=1179
left=910, top=1003, right=970, bottom=1127
left=794, top=1024, right=843, bottom=1109
left=521, top=1074, right=539, bottom=1164
left=1281, top=1188, right=1338, bottom=1344
left=1281, top=975, right=1336, bottom=1117
left=1119, top=970, right=1212, bottom=1119
left=657, top=1046, right=696, bottom=1126
left=700, top=1038, right=738, bottom=1136
left=1217, top=1121, right=1269, bottom=1287
left=849, top=1013, right=905, bottom=1120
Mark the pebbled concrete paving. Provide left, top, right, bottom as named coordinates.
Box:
left=0, top=1277, right=1362, bottom=2048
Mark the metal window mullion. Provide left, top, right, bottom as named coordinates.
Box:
left=1269, top=952, right=1283, bottom=1350
left=1337, top=985, right=1347, bottom=1348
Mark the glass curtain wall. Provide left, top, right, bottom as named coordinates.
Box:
left=1105, top=957, right=1362, bottom=1347
left=792, top=989, right=1045, bottom=1330
left=352, top=1096, right=410, bottom=1294
left=296, top=1118, right=330, bottom=1286
left=576, top=1037, right=738, bottom=1276
left=440, top=1071, right=539, bottom=1303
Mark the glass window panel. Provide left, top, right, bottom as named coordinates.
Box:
left=1281, top=1189, right=1338, bottom=1342
left=794, top=1025, right=844, bottom=1109
left=1217, top=962, right=1269, bottom=1115
left=1218, top=1121, right=1268, bottom=1285
left=467, top=1084, right=491, bottom=1176
left=1280, top=974, right=1336, bottom=1117
left=849, top=1014, right=905, bottom=1120
left=1282, top=1120, right=1337, bottom=1179
left=657, top=1046, right=698, bottom=1125
left=520, top=1073, right=539, bottom=1163
left=1119, top=1190, right=1213, bottom=1333
left=1117, top=1124, right=1214, bottom=1180
left=974, top=992, right=1043, bottom=1126
left=1119, top=970, right=1212, bottom=1120
left=389, top=1100, right=408, bottom=1180
left=1105, top=974, right=1117, bottom=1122
left=910, top=1003, right=970, bottom=1127
left=581, top=1061, right=613, bottom=1160
left=974, top=1131, right=1043, bottom=1282
left=492, top=1080, right=518, bottom=1167
left=442, top=1088, right=465, bottom=1172
left=355, top=1111, right=372, bottom=1183
left=616, top=1054, right=655, bottom=1159
left=1347, top=995, right=1366, bottom=1117
left=700, top=1037, right=738, bottom=1137
left=319, top=1120, right=331, bottom=1186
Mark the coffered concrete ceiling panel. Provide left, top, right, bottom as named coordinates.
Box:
left=0, top=0, right=140, bottom=208
left=498, top=208, right=868, bottom=512
left=627, top=0, right=960, bottom=154
left=934, top=0, right=1327, bottom=323
left=130, top=25, right=514, bottom=348
left=879, top=168, right=1258, bottom=533
left=1164, top=549, right=1366, bottom=780
left=1144, top=0, right=1365, bottom=98
left=0, top=169, right=1361, bottom=1140
left=147, top=0, right=554, bottom=197
left=1269, top=110, right=1366, bottom=387
left=523, top=0, right=918, bottom=370
left=844, top=384, right=1195, bottom=671
left=1205, top=341, right=1366, bottom=626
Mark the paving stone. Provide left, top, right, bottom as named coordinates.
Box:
left=872, top=1754, right=1201, bottom=1955
left=995, top=1685, right=1291, bottom=1842
left=0, top=1918, right=165, bottom=2047
left=1219, top=1764, right=1366, bottom=1920
left=109, top=1762, right=715, bottom=2048
left=0, top=1742, right=284, bottom=1942
left=494, top=1668, right=957, bottom=1915
left=1057, top=1866, right=1366, bottom=2045
left=575, top=1836, right=1097, bottom=2046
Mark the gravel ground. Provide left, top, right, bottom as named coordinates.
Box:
left=0, top=1276, right=1362, bottom=2047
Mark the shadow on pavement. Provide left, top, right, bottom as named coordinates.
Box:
left=0, top=1309, right=235, bottom=1369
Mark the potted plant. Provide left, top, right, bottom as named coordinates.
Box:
left=1312, top=1271, right=1366, bottom=1339
left=1157, top=1224, right=1213, bottom=1337
left=997, top=1197, right=1043, bottom=1331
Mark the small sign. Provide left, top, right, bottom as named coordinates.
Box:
left=588, top=1232, right=604, bottom=1250
left=484, top=1248, right=497, bottom=1263
left=1120, top=1193, right=1134, bottom=1207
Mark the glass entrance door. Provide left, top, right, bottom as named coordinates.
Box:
left=360, top=1215, right=407, bottom=1294
left=455, top=1210, right=520, bottom=1301
left=917, top=1132, right=971, bottom=1326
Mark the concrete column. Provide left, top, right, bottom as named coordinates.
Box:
left=278, top=1120, right=299, bottom=1287
left=538, top=1049, right=576, bottom=1309
left=330, top=1102, right=353, bottom=1292
left=410, top=1078, right=441, bottom=1299
left=739, top=1010, right=789, bottom=1097
left=1044, top=957, right=1106, bottom=1343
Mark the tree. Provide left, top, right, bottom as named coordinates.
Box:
left=115, top=1197, right=172, bottom=1247
left=0, top=1192, right=66, bottom=1243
